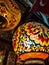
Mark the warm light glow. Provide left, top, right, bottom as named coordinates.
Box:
left=17, top=52, right=49, bottom=60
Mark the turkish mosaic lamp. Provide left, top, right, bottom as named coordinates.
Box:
left=0, top=0, right=21, bottom=32
left=12, top=22, right=49, bottom=65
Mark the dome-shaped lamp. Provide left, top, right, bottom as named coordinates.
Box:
left=12, top=22, right=49, bottom=65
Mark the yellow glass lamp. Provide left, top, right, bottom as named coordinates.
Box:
left=12, top=22, right=49, bottom=65
left=0, top=0, right=21, bottom=32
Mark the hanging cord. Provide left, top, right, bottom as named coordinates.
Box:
left=33, top=11, right=49, bottom=27
left=24, top=0, right=33, bottom=7
left=39, top=12, right=49, bottom=27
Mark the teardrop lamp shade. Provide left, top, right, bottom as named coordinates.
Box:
left=12, top=22, right=49, bottom=64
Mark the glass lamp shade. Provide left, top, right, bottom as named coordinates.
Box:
left=0, top=0, right=21, bottom=32
left=12, top=22, right=49, bottom=64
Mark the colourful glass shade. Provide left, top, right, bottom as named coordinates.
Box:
left=0, top=0, right=21, bottom=32
left=12, top=22, right=49, bottom=64
left=0, top=50, right=6, bottom=65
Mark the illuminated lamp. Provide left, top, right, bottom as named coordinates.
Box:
left=0, top=0, right=21, bottom=33
left=12, top=22, right=49, bottom=65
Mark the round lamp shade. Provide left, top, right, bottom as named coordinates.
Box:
left=12, top=22, right=49, bottom=64
left=0, top=0, right=21, bottom=32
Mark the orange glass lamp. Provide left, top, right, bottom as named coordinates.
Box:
left=12, top=22, right=49, bottom=65
left=0, top=0, right=21, bottom=32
